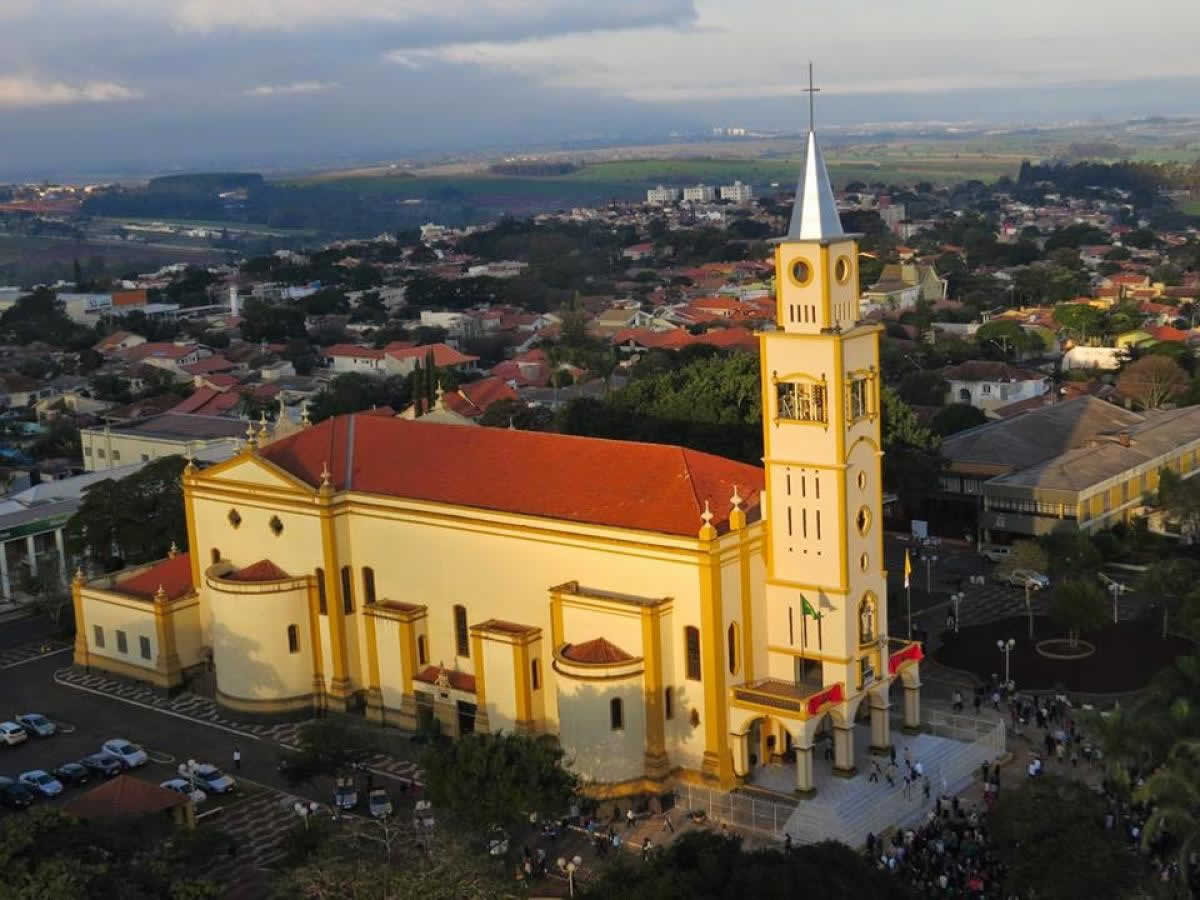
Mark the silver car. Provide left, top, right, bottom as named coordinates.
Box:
left=15, top=714, right=56, bottom=738
left=18, top=769, right=63, bottom=797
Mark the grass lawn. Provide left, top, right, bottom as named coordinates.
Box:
left=1178, top=198, right=1200, bottom=216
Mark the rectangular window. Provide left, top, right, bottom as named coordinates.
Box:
left=287, top=625, right=300, bottom=654
left=802, top=508, right=808, bottom=538
left=454, top=605, right=469, bottom=657
left=664, top=687, right=673, bottom=720
left=849, top=377, right=868, bottom=420
left=531, top=659, right=540, bottom=691
left=816, top=510, right=822, bottom=540
left=788, top=607, right=794, bottom=644
left=982, top=384, right=991, bottom=395
left=141, top=453, right=150, bottom=462
left=786, top=507, right=793, bottom=536
left=84, top=446, right=92, bottom=456
left=116, top=630, right=128, bottom=654
left=112, top=450, right=120, bottom=461
left=316, top=569, right=327, bottom=615
left=340, top=566, right=354, bottom=614
left=362, top=567, right=376, bottom=606
left=93, top=625, right=104, bottom=648
left=97, top=449, right=106, bottom=458
left=776, top=381, right=827, bottom=423
left=139, top=636, right=151, bottom=660
left=685, top=626, right=701, bottom=681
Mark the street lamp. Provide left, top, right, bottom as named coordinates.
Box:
left=293, top=800, right=319, bottom=830
left=997, top=639, right=1015, bottom=686
left=921, top=552, right=938, bottom=593
left=951, top=592, right=964, bottom=633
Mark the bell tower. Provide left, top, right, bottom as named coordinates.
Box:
left=759, top=72, right=888, bottom=706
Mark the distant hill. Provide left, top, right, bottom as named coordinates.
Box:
left=147, top=173, right=264, bottom=192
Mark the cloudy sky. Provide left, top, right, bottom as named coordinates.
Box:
left=3, top=0, right=1199, bottom=178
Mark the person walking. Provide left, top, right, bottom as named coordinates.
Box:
left=233, top=746, right=241, bottom=770
left=641, top=837, right=651, bottom=861
left=869, top=760, right=881, bottom=783
left=889, top=744, right=897, bottom=766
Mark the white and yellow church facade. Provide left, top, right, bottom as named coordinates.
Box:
left=72, top=125, right=923, bottom=795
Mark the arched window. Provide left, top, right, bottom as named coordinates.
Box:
left=454, top=605, right=469, bottom=657
left=610, top=697, right=624, bottom=731
left=362, top=567, right=376, bottom=606
left=417, top=634, right=427, bottom=666
left=684, top=626, right=701, bottom=681
left=664, top=687, right=674, bottom=720
left=315, top=568, right=327, bottom=615
left=210, top=548, right=220, bottom=564
left=727, top=622, right=739, bottom=675
left=859, top=592, right=877, bottom=645
left=340, top=566, right=354, bottom=614
left=287, top=624, right=300, bottom=654
left=531, top=658, right=540, bottom=691
left=959, top=388, right=971, bottom=403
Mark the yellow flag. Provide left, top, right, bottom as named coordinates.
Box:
left=904, top=549, right=912, bottom=589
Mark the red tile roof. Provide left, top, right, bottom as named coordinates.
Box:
left=182, top=356, right=236, bottom=376
left=1147, top=325, right=1191, bottom=344
left=324, top=343, right=385, bottom=360
left=259, top=414, right=763, bottom=537
left=443, top=377, right=518, bottom=417
left=63, top=775, right=187, bottom=820
left=414, top=665, right=476, bottom=693
left=169, top=388, right=241, bottom=416
left=386, top=342, right=478, bottom=367
left=562, top=637, right=634, bottom=664
left=228, top=559, right=291, bottom=582
left=114, top=553, right=193, bottom=601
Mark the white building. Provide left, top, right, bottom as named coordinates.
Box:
left=646, top=185, right=679, bottom=205
left=720, top=181, right=754, bottom=203
left=682, top=184, right=717, bottom=203
left=943, top=362, right=1050, bottom=413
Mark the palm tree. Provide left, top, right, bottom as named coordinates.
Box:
left=1136, top=739, right=1200, bottom=870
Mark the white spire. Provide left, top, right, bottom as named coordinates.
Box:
left=787, top=64, right=843, bottom=242
left=787, top=130, right=843, bottom=241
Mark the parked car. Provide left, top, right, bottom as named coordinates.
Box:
left=52, top=762, right=90, bottom=786
left=0, top=777, right=34, bottom=809
left=333, top=782, right=358, bottom=810
left=187, top=763, right=235, bottom=794
left=101, top=739, right=148, bottom=768
left=15, top=714, right=56, bottom=738
left=487, top=826, right=509, bottom=857
left=18, top=770, right=63, bottom=797
left=980, top=545, right=1012, bottom=563
left=160, top=778, right=207, bottom=805
left=367, top=788, right=392, bottom=819
left=0, top=721, right=28, bottom=746
left=81, top=752, right=123, bottom=778
left=999, top=569, right=1050, bottom=590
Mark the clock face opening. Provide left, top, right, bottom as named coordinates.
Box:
left=790, top=258, right=812, bottom=286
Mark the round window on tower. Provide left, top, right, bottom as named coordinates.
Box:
left=857, top=471, right=868, bottom=491
left=855, top=506, right=872, bottom=537
left=835, top=256, right=852, bottom=284
left=789, top=258, right=813, bottom=287
left=860, top=552, right=870, bottom=573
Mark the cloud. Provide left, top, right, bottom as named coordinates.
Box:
left=0, top=76, right=141, bottom=108
left=243, top=80, right=337, bottom=97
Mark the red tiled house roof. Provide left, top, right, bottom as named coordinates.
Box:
left=259, top=414, right=763, bottom=537
left=562, top=637, right=635, bottom=664
left=442, top=377, right=518, bottom=418
left=115, top=553, right=193, bottom=601
left=64, top=775, right=187, bottom=820
left=228, top=559, right=291, bottom=582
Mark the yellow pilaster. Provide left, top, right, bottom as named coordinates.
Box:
left=513, top=640, right=531, bottom=727
left=152, top=587, right=181, bottom=687
left=550, top=594, right=564, bottom=650
left=182, top=469, right=201, bottom=590
left=698, top=540, right=732, bottom=787
left=365, top=611, right=382, bottom=690
left=641, top=606, right=666, bottom=759
left=71, top=570, right=88, bottom=667
left=318, top=498, right=350, bottom=700
left=472, top=632, right=488, bottom=709
left=819, top=244, right=832, bottom=325
left=306, top=580, right=325, bottom=709
left=737, top=533, right=754, bottom=683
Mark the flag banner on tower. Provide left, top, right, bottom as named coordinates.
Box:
left=904, top=549, right=912, bottom=590
left=800, top=595, right=822, bottom=620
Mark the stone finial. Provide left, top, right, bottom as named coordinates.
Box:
left=244, top=419, right=257, bottom=450
left=319, top=460, right=333, bottom=496
left=73, top=566, right=85, bottom=586
left=168, top=541, right=178, bottom=559
left=699, top=499, right=718, bottom=541
left=434, top=381, right=445, bottom=411
left=300, top=401, right=312, bottom=427
left=154, top=584, right=168, bottom=604
left=728, top=484, right=747, bottom=531
left=257, top=410, right=270, bottom=439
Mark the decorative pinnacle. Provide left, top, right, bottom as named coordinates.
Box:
left=300, top=401, right=312, bottom=426
left=730, top=484, right=743, bottom=509
left=701, top=500, right=714, bottom=526
left=319, top=460, right=332, bottom=487
left=154, top=584, right=167, bottom=603
left=168, top=541, right=178, bottom=559
left=244, top=419, right=257, bottom=448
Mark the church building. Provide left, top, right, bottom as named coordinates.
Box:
left=71, top=119, right=923, bottom=796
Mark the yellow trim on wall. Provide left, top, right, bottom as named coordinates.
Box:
left=698, top=543, right=732, bottom=785
left=737, top=531, right=754, bottom=683
left=641, top=606, right=666, bottom=756
left=819, top=244, right=832, bottom=325
left=472, top=632, right=488, bottom=708
left=364, top=606, right=382, bottom=692
left=767, top=644, right=852, bottom=664
left=182, top=476, right=201, bottom=590
left=318, top=503, right=350, bottom=691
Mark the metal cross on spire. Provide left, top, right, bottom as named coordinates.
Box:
left=802, top=61, right=820, bottom=132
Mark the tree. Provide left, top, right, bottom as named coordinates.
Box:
left=1135, top=739, right=1200, bottom=873
left=1156, top=467, right=1200, bottom=544
left=880, top=386, right=944, bottom=516
left=996, top=540, right=1049, bottom=638
left=975, top=320, right=1036, bottom=360
left=1117, top=355, right=1188, bottom=410
left=1053, top=302, right=1107, bottom=343
left=277, top=719, right=377, bottom=785
left=420, top=732, right=579, bottom=830
left=990, top=776, right=1137, bottom=899
left=580, top=830, right=906, bottom=900
left=65, top=456, right=188, bottom=567
left=931, top=403, right=986, bottom=437
left=239, top=297, right=307, bottom=343
left=1139, top=556, right=1200, bottom=638
left=1050, top=578, right=1107, bottom=648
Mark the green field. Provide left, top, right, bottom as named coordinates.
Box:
left=1179, top=198, right=1200, bottom=215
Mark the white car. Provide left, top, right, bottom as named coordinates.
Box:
left=15, top=713, right=56, bottom=738
left=160, top=778, right=207, bottom=805
left=1000, top=569, right=1050, bottom=590
left=0, top=721, right=28, bottom=746
left=186, top=763, right=235, bottom=794
left=102, top=739, right=148, bottom=768
left=18, top=769, right=63, bottom=797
